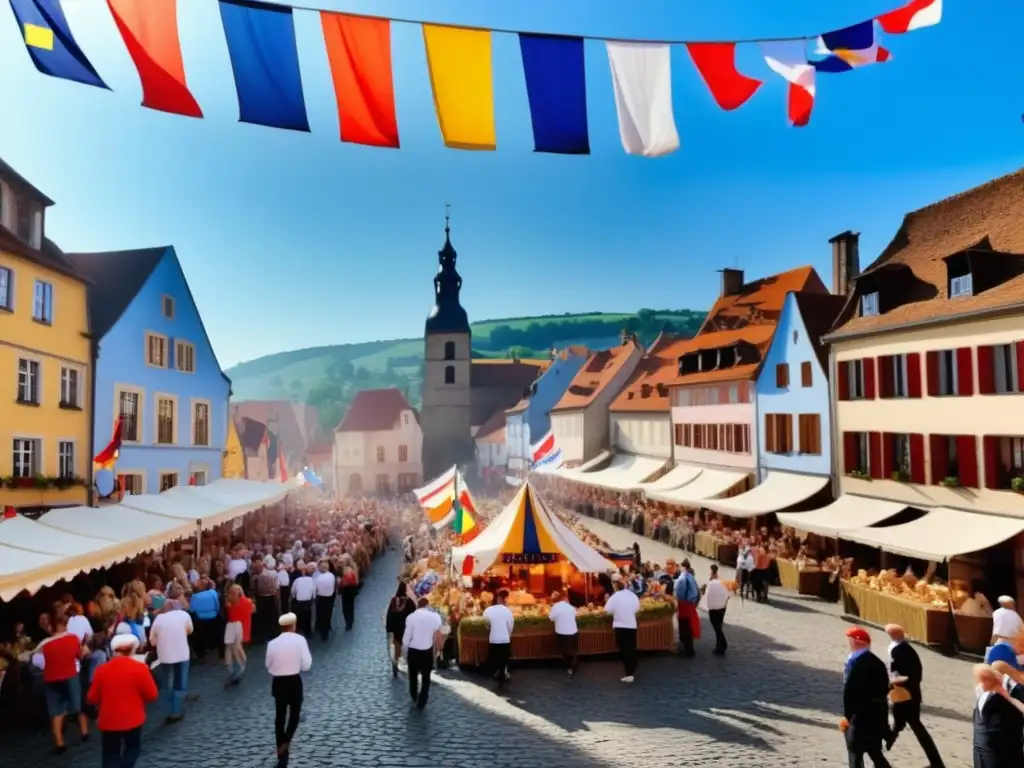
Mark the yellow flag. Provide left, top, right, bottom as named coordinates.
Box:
left=24, top=23, right=54, bottom=51
left=422, top=25, right=496, bottom=151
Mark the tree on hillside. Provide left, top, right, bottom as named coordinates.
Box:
left=354, top=367, right=370, bottom=382
left=326, top=359, right=354, bottom=382
left=289, top=379, right=303, bottom=398
left=269, top=374, right=284, bottom=391
left=306, top=380, right=347, bottom=433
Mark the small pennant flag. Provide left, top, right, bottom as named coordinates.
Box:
left=813, top=21, right=891, bottom=74
left=519, top=34, right=590, bottom=154
left=9, top=0, right=107, bottom=88
left=685, top=43, right=762, bottom=111
left=423, top=24, right=496, bottom=150
left=760, top=41, right=816, bottom=127
left=606, top=41, right=680, bottom=157
left=877, top=0, right=942, bottom=34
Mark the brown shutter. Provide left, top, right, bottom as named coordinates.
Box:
left=977, top=345, right=995, bottom=394
left=909, top=434, right=925, bottom=484
left=863, top=358, right=877, bottom=399
left=929, top=435, right=949, bottom=484
left=765, top=414, right=776, bottom=453
left=956, top=347, right=974, bottom=396
left=801, top=361, right=812, bottom=387
left=983, top=436, right=1001, bottom=489
left=906, top=353, right=922, bottom=398
left=958, top=435, right=979, bottom=488
left=842, top=433, right=856, bottom=473
left=926, top=351, right=940, bottom=396
left=837, top=361, right=850, bottom=400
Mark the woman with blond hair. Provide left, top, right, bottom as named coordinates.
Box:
left=223, top=583, right=253, bottom=686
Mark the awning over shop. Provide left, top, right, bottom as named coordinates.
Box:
left=841, top=507, right=1024, bottom=561
left=572, top=455, right=666, bottom=491
left=776, top=495, right=908, bottom=538
left=646, top=469, right=749, bottom=506
left=638, top=464, right=702, bottom=493
left=550, top=451, right=612, bottom=476
left=121, top=479, right=291, bottom=529
left=700, top=472, right=830, bottom=518
left=35, top=505, right=195, bottom=548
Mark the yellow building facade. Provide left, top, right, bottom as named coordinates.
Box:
left=222, top=416, right=245, bottom=479
left=0, top=165, right=92, bottom=510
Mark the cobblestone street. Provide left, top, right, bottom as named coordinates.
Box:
left=6, top=528, right=976, bottom=768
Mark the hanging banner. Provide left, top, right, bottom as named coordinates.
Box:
left=606, top=42, right=680, bottom=158
left=9, top=0, right=106, bottom=88
left=422, top=24, right=496, bottom=151
left=519, top=34, right=589, bottom=155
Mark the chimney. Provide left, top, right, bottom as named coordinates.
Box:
left=829, top=231, right=860, bottom=296
left=720, top=268, right=744, bottom=298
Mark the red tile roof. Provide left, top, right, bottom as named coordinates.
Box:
left=551, top=339, right=641, bottom=412
left=829, top=168, right=1024, bottom=338
left=609, top=334, right=691, bottom=413
left=335, top=388, right=414, bottom=432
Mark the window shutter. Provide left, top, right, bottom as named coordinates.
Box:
left=983, top=435, right=1000, bottom=490
left=801, top=361, right=812, bottom=387
left=837, top=361, right=849, bottom=401
left=976, top=345, right=995, bottom=394
left=1017, top=342, right=1024, bottom=390
left=869, top=432, right=883, bottom=479
left=909, top=434, right=925, bottom=484
left=765, top=415, right=776, bottom=453
left=957, top=434, right=979, bottom=488
left=956, top=347, right=974, bottom=395
left=881, top=433, right=894, bottom=478
left=863, top=358, right=877, bottom=399
left=926, top=351, right=940, bottom=396
left=843, top=432, right=856, bottom=473
left=877, top=357, right=891, bottom=398
left=929, top=434, right=948, bottom=484
left=906, top=353, right=922, bottom=398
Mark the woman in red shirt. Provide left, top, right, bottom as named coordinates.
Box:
left=39, top=613, right=89, bottom=753
left=224, top=583, right=254, bottom=686
left=87, top=633, right=158, bottom=767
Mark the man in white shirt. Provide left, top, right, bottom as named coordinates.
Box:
left=148, top=599, right=193, bottom=724
left=402, top=597, right=443, bottom=709
left=265, top=613, right=312, bottom=767
left=290, top=564, right=316, bottom=639
left=702, top=564, right=730, bottom=655
left=604, top=579, right=640, bottom=683
left=313, top=561, right=338, bottom=642
left=277, top=564, right=292, bottom=615
left=482, top=589, right=515, bottom=689
left=736, top=540, right=755, bottom=600
left=991, top=596, right=1024, bottom=645
left=548, top=591, right=579, bottom=677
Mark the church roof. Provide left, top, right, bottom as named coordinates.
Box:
left=425, top=226, right=470, bottom=334
left=335, top=388, right=415, bottom=432
left=470, top=358, right=550, bottom=387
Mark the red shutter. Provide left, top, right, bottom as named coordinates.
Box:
left=977, top=345, right=995, bottom=395
left=956, top=347, right=974, bottom=396
left=878, top=357, right=891, bottom=398
left=907, top=353, right=922, bottom=398
left=843, top=432, right=856, bottom=473
left=983, top=435, right=1001, bottom=489
left=863, top=358, right=877, bottom=399
left=929, top=435, right=948, bottom=484
left=926, top=351, right=940, bottom=396
left=881, top=433, right=895, bottom=478
left=958, top=434, right=979, bottom=488
left=869, top=432, right=883, bottom=479
left=1017, top=342, right=1024, bottom=391
left=837, top=361, right=850, bottom=401
left=909, top=434, right=926, bottom=484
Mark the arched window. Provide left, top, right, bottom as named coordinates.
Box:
left=444, top=366, right=455, bottom=384
left=444, top=341, right=456, bottom=360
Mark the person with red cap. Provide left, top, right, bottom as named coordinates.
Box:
left=841, top=626, right=892, bottom=768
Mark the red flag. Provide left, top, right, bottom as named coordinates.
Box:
left=461, top=555, right=475, bottom=576
left=94, top=416, right=123, bottom=467
left=3, top=506, right=16, bottom=519
left=321, top=13, right=399, bottom=148
left=107, top=0, right=203, bottom=118
left=685, top=43, right=762, bottom=111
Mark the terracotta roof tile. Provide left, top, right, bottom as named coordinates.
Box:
left=335, top=388, right=414, bottom=432
left=609, top=334, right=691, bottom=413
left=830, top=168, right=1024, bottom=338
left=551, top=339, right=641, bottom=412
left=474, top=409, right=507, bottom=443
left=699, top=266, right=826, bottom=335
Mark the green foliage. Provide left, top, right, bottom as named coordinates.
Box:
left=226, top=308, right=705, bottom=433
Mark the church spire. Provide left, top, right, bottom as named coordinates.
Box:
left=425, top=203, right=470, bottom=335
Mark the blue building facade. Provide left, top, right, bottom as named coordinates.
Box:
left=755, top=292, right=845, bottom=479
left=505, top=348, right=589, bottom=473
left=67, top=247, right=231, bottom=495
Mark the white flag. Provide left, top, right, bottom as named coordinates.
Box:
left=759, top=41, right=816, bottom=127
left=606, top=42, right=680, bottom=157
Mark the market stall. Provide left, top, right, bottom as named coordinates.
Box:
left=451, top=482, right=676, bottom=665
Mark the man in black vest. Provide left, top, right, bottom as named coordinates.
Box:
left=973, top=662, right=1024, bottom=767
left=841, top=627, right=892, bottom=768
left=883, top=624, right=945, bottom=766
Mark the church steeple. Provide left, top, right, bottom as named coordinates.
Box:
left=425, top=205, right=470, bottom=335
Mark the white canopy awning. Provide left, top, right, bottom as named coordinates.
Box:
left=638, top=464, right=702, bottom=493
left=35, top=505, right=195, bottom=547
left=572, top=455, right=666, bottom=491
left=776, top=495, right=908, bottom=538
left=841, top=507, right=1024, bottom=561
left=646, top=469, right=749, bottom=506
left=0, top=545, right=66, bottom=602
left=700, top=472, right=830, bottom=518
left=551, top=451, right=612, bottom=476
left=121, top=480, right=291, bottom=529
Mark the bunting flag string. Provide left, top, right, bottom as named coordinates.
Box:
left=5, top=0, right=943, bottom=154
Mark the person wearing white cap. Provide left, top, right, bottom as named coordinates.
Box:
left=86, top=632, right=158, bottom=767
left=265, top=612, right=312, bottom=767
left=991, top=596, right=1024, bottom=646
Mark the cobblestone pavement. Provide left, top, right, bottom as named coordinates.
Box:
left=5, top=533, right=975, bottom=768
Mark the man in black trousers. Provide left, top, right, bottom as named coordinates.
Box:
left=973, top=662, right=1024, bottom=767
left=841, top=626, right=892, bottom=768
left=883, top=624, right=945, bottom=767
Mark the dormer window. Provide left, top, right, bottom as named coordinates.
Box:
left=945, top=251, right=973, bottom=298
left=0, top=181, right=43, bottom=249
left=860, top=291, right=880, bottom=317
left=718, top=346, right=737, bottom=369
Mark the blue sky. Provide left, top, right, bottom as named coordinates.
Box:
left=1, top=0, right=1021, bottom=368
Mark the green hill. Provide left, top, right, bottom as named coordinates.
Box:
left=226, top=308, right=705, bottom=432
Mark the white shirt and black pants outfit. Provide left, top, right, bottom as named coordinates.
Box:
left=605, top=588, right=640, bottom=679
left=704, top=578, right=730, bottom=655
left=290, top=577, right=315, bottom=638
left=403, top=608, right=442, bottom=709
left=483, top=604, right=515, bottom=689
left=313, top=572, right=336, bottom=641
left=973, top=677, right=1024, bottom=768
left=548, top=601, right=579, bottom=675
left=265, top=631, right=312, bottom=768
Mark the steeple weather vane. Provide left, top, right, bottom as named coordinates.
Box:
left=445, top=202, right=451, bottom=235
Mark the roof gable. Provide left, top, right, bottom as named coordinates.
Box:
left=699, top=266, right=826, bottom=335
left=336, top=388, right=414, bottom=432
left=551, top=339, right=640, bottom=412
left=609, top=334, right=691, bottom=413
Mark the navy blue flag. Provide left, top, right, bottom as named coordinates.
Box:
left=518, top=34, right=590, bottom=155
left=8, top=0, right=106, bottom=88
left=218, top=0, right=309, bottom=132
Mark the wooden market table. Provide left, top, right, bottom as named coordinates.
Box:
left=841, top=580, right=949, bottom=645
left=777, top=558, right=833, bottom=598
left=457, top=615, right=675, bottom=667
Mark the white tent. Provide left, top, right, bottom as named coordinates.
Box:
left=451, top=482, right=613, bottom=574
left=121, top=479, right=293, bottom=529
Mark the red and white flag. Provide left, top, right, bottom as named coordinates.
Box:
left=760, top=41, right=816, bottom=128
left=877, top=0, right=942, bottom=34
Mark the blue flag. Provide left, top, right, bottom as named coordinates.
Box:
left=8, top=0, right=106, bottom=88
left=519, top=34, right=590, bottom=155
left=218, top=0, right=309, bottom=132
